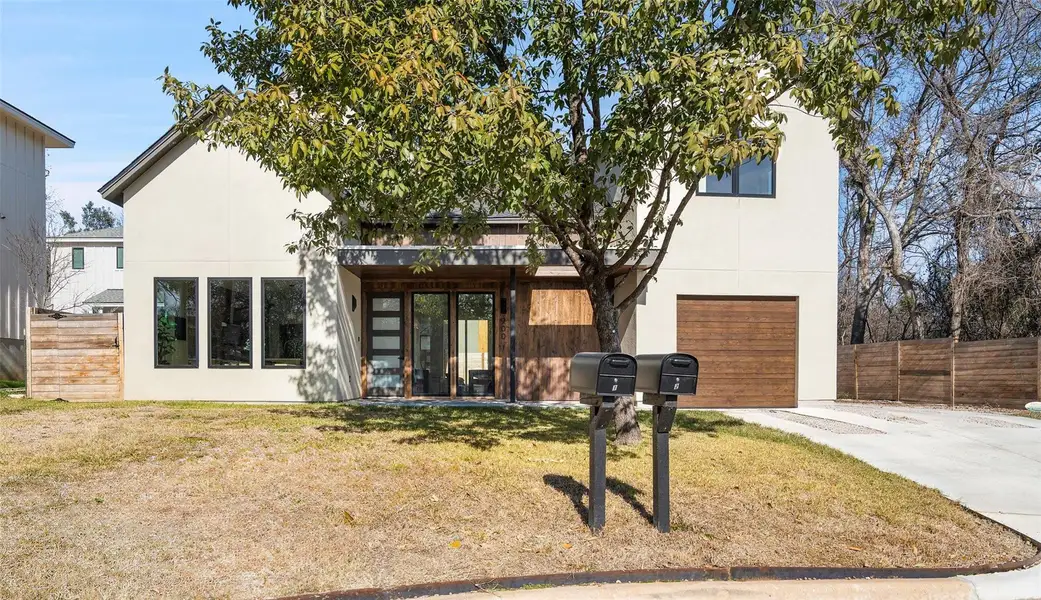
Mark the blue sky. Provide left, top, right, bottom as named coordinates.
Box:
left=0, top=0, right=247, bottom=220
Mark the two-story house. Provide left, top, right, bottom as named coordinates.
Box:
left=48, top=226, right=124, bottom=313
left=0, top=99, right=74, bottom=379
left=98, top=103, right=836, bottom=404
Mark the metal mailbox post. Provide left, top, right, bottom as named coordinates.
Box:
left=635, top=353, right=699, bottom=533
left=569, top=352, right=637, bottom=532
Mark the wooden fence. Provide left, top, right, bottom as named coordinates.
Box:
left=837, top=337, right=1041, bottom=408
left=26, top=310, right=124, bottom=401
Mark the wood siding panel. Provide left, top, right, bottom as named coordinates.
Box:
left=898, top=339, right=952, bottom=403
left=516, top=281, right=598, bottom=401
left=954, top=338, right=1038, bottom=408
left=27, top=313, right=123, bottom=401
left=855, top=341, right=899, bottom=400
left=840, top=337, right=1041, bottom=408
left=676, top=296, right=797, bottom=408
left=837, top=345, right=856, bottom=398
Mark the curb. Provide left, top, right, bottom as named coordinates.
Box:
left=279, top=511, right=1041, bottom=600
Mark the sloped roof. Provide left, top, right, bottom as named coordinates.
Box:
left=0, top=99, right=75, bottom=148
left=57, top=227, right=123, bottom=239
left=99, top=86, right=231, bottom=206
left=85, top=289, right=124, bottom=305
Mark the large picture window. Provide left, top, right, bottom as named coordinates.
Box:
left=701, top=156, right=775, bottom=197
left=209, top=278, right=251, bottom=368
left=155, top=278, right=198, bottom=368
left=262, top=278, right=306, bottom=368
left=457, top=293, right=495, bottom=396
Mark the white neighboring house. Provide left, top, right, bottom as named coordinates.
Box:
left=47, top=227, right=124, bottom=313
left=0, top=99, right=74, bottom=379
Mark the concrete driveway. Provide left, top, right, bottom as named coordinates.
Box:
left=726, top=401, right=1041, bottom=600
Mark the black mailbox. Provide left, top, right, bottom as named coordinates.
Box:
left=570, top=352, right=637, bottom=400
left=635, top=353, right=699, bottom=400
left=569, top=351, right=636, bottom=533
left=634, top=352, right=698, bottom=534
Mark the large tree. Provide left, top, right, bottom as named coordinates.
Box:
left=165, top=0, right=989, bottom=444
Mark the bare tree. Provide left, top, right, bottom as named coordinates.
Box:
left=922, top=0, right=1041, bottom=341
left=3, top=191, right=88, bottom=312
left=838, top=0, right=1041, bottom=345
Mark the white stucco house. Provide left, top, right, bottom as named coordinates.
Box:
left=48, top=226, right=124, bottom=313
left=98, top=103, right=837, bottom=404
left=0, top=99, right=75, bottom=379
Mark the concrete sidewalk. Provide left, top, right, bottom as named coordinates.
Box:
left=437, top=579, right=977, bottom=599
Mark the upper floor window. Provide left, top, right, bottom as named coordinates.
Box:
left=72, top=247, right=85, bottom=270
left=701, top=156, right=775, bottom=197
left=116, top=246, right=124, bottom=269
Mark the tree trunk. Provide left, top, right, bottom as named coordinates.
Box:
left=851, top=195, right=876, bottom=344
left=587, top=276, right=641, bottom=446
left=950, top=212, right=970, bottom=342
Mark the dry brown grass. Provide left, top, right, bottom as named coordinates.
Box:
left=0, top=400, right=1033, bottom=599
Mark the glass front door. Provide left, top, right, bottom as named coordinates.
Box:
left=457, top=293, right=495, bottom=396
left=367, top=294, right=404, bottom=396
left=412, top=293, right=451, bottom=396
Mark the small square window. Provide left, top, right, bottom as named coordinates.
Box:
left=116, top=246, right=124, bottom=269
left=72, top=247, right=85, bottom=270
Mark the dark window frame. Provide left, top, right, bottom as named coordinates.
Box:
left=261, top=277, right=307, bottom=370
left=116, top=246, right=124, bottom=270
left=411, top=291, right=452, bottom=397
left=455, top=292, right=496, bottom=397
left=153, top=277, right=200, bottom=369
left=697, top=156, right=777, bottom=198
left=72, top=247, right=85, bottom=270
left=366, top=293, right=405, bottom=397
left=208, top=277, right=253, bottom=369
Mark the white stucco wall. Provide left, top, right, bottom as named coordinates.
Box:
left=49, top=240, right=124, bottom=312
left=122, top=137, right=362, bottom=401
left=636, top=104, right=839, bottom=401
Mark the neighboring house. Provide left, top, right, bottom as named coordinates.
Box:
left=0, top=99, right=74, bottom=379
left=47, top=226, right=124, bottom=313
left=99, top=104, right=836, bottom=404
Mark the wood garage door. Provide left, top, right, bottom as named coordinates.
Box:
left=676, top=296, right=797, bottom=408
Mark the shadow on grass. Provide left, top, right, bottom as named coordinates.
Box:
left=266, top=404, right=752, bottom=450
left=270, top=404, right=590, bottom=450
left=543, top=474, right=653, bottom=525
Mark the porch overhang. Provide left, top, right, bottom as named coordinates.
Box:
left=338, top=245, right=658, bottom=277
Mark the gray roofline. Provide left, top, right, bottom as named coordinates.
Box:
left=47, top=237, right=123, bottom=244
left=98, top=124, right=184, bottom=206
left=98, top=86, right=232, bottom=205
left=0, top=99, right=75, bottom=148
left=338, top=245, right=657, bottom=268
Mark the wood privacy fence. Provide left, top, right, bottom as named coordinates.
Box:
left=837, top=337, right=1041, bottom=408
left=26, top=310, right=124, bottom=401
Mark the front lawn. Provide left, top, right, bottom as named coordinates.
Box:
left=0, top=400, right=1032, bottom=599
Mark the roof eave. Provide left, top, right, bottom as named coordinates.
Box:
left=98, top=85, right=232, bottom=206
left=98, top=125, right=185, bottom=206
left=0, top=99, right=75, bottom=148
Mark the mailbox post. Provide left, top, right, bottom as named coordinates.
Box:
left=569, top=352, right=637, bottom=532
left=635, top=353, right=699, bottom=533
